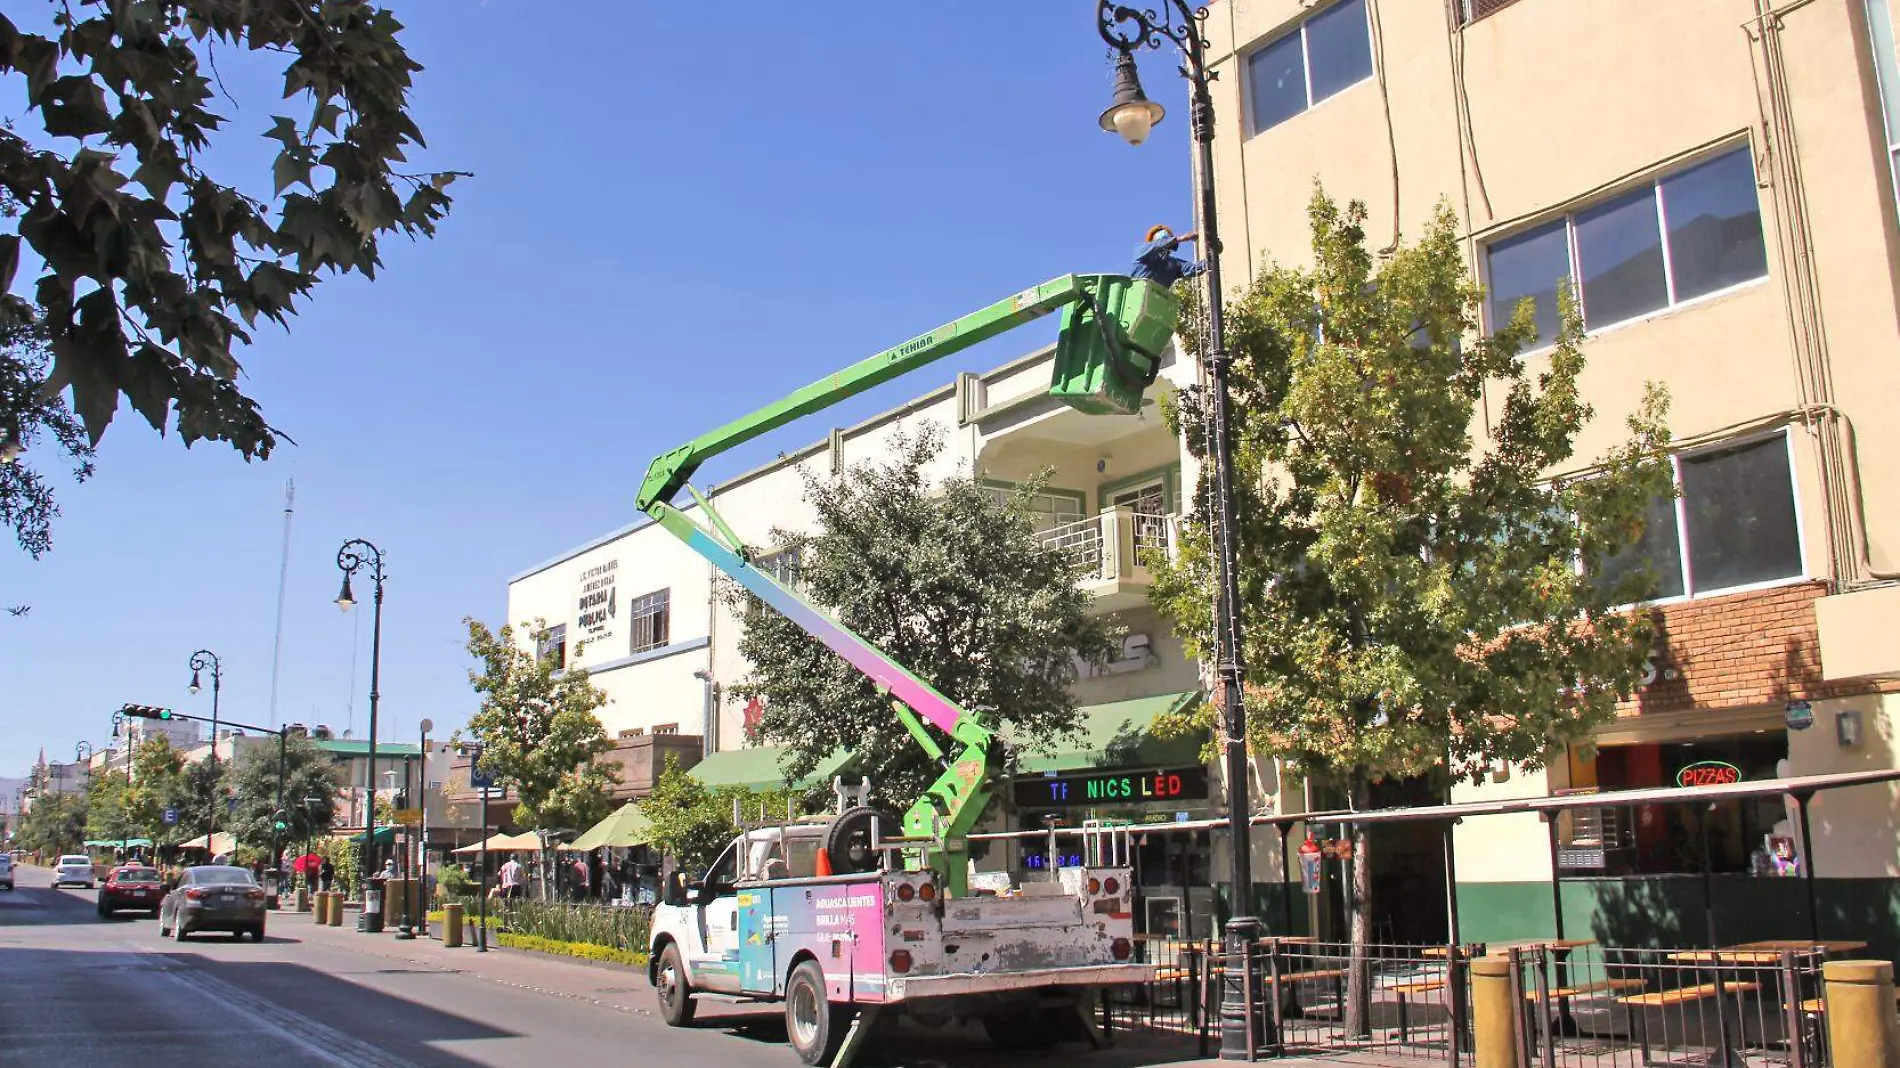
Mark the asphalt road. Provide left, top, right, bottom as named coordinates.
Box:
left=0, top=863, right=1199, bottom=1068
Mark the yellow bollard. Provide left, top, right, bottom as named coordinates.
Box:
left=444, top=903, right=464, bottom=949
left=311, top=890, right=326, bottom=924
left=1471, top=957, right=1517, bottom=1068
left=296, top=886, right=311, bottom=913
left=327, top=891, right=344, bottom=927
left=1824, top=959, right=1900, bottom=1068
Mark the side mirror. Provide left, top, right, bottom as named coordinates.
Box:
left=688, top=878, right=713, bottom=904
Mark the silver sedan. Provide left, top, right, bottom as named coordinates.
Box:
left=158, top=865, right=268, bottom=942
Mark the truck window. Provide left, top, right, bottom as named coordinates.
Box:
left=704, top=842, right=738, bottom=891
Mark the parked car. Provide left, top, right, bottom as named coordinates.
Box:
left=158, top=866, right=267, bottom=942
left=0, top=851, right=13, bottom=891
left=97, top=866, right=163, bottom=917
left=53, top=855, right=96, bottom=889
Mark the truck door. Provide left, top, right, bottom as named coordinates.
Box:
left=690, top=842, right=743, bottom=993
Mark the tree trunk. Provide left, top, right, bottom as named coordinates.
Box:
left=1344, top=774, right=1375, bottom=1038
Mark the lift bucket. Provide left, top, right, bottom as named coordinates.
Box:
left=1048, top=275, right=1181, bottom=416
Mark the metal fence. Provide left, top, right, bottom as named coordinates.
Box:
left=1101, top=940, right=1844, bottom=1066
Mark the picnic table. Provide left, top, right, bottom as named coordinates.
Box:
left=1666, top=940, right=1866, bottom=965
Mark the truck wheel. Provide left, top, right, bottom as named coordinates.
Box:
left=982, top=1010, right=1057, bottom=1050
left=824, top=806, right=898, bottom=874
left=786, top=959, right=849, bottom=1066
left=654, top=943, right=696, bottom=1027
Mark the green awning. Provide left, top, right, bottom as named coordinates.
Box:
left=1016, top=691, right=1205, bottom=773
left=349, top=826, right=397, bottom=844
left=84, top=838, right=152, bottom=848
left=568, top=803, right=651, bottom=851
left=689, top=746, right=853, bottom=792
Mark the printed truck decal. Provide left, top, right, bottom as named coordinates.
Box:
left=739, top=879, right=889, bottom=1003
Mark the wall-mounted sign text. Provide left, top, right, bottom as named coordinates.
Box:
left=1676, top=760, right=1742, bottom=788
left=1013, top=765, right=1210, bottom=808
left=576, top=560, right=619, bottom=645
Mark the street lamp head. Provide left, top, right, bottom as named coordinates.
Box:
left=334, top=571, right=356, bottom=612
left=419, top=718, right=433, bottom=734
left=1100, top=49, right=1165, bottom=146
left=188, top=669, right=202, bottom=695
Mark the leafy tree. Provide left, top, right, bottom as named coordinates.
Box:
left=176, top=756, right=228, bottom=846
left=462, top=615, right=620, bottom=894
left=84, top=768, right=137, bottom=846
left=1150, top=191, right=1672, bottom=1033
left=125, top=734, right=187, bottom=844
left=226, top=733, right=343, bottom=854
left=1, top=295, right=92, bottom=560
left=731, top=427, right=1118, bottom=811
left=0, top=2, right=458, bottom=482
left=17, top=791, right=86, bottom=857
left=643, top=758, right=796, bottom=876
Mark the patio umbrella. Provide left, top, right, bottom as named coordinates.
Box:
left=452, top=831, right=542, bottom=855
left=566, top=804, right=650, bottom=852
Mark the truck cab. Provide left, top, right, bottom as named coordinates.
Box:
left=652, top=824, right=829, bottom=997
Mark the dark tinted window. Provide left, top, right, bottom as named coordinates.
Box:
left=1247, top=32, right=1306, bottom=133
left=115, top=868, right=160, bottom=883
left=1681, top=437, right=1802, bottom=590
left=1486, top=220, right=1569, bottom=348
left=1592, top=494, right=1685, bottom=602
left=1306, top=0, right=1373, bottom=103
left=1575, top=186, right=1668, bottom=330
left=188, top=866, right=257, bottom=885
left=1659, top=148, right=1768, bottom=302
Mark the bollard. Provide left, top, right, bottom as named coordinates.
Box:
left=319, top=891, right=335, bottom=925
left=327, top=892, right=344, bottom=927
left=311, top=891, right=326, bottom=924
left=1824, top=959, right=1900, bottom=1068
left=296, top=887, right=311, bottom=913
left=1470, top=957, right=1517, bottom=1068
left=444, top=903, right=464, bottom=949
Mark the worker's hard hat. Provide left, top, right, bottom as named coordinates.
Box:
left=1145, top=225, right=1175, bottom=243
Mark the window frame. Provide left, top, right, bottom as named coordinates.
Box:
left=1244, top=0, right=1375, bottom=138
left=536, top=623, right=568, bottom=669
left=1481, top=142, right=1770, bottom=349
left=1586, top=427, right=1809, bottom=610
left=627, top=588, right=670, bottom=655
left=1865, top=0, right=1900, bottom=213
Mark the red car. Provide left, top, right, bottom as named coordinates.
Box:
left=97, top=865, right=164, bottom=918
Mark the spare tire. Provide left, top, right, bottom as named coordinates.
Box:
left=824, top=805, right=899, bottom=874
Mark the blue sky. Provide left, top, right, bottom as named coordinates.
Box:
left=1, top=3, right=1193, bottom=774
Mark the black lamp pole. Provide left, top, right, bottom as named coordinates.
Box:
left=335, top=538, right=386, bottom=920
left=1095, top=4, right=1261, bottom=1059
left=460, top=741, right=492, bottom=952
left=187, top=649, right=223, bottom=856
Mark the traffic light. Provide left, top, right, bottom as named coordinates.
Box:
left=272, top=809, right=289, bottom=833
left=120, top=704, right=174, bottom=720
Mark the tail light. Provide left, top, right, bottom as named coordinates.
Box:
left=246, top=888, right=267, bottom=900
left=1104, top=877, right=1120, bottom=896
left=185, top=888, right=208, bottom=900
left=1111, top=937, right=1132, bottom=961
left=896, top=883, right=916, bottom=903
left=918, top=882, right=936, bottom=902
left=889, top=949, right=913, bottom=973
left=1086, top=877, right=1101, bottom=896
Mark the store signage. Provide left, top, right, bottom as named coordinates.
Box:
left=576, top=559, right=619, bottom=645
left=1073, top=633, right=1158, bottom=679
left=1675, top=760, right=1742, bottom=788
left=1012, top=765, right=1210, bottom=808
left=1785, top=700, right=1814, bottom=731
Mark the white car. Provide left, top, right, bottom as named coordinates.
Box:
left=0, top=852, right=12, bottom=891
left=53, top=855, right=96, bottom=889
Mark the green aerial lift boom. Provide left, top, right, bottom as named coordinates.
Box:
left=634, top=273, right=1179, bottom=896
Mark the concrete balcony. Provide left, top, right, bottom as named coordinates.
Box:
left=1816, top=582, right=1900, bottom=680
left=1039, top=508, right=1177, bottom=612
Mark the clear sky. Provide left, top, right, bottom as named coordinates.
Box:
left=1, top=3, right=1195, bottom=775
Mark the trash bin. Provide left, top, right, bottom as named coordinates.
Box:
left=362, top=876, right=385, bottom=934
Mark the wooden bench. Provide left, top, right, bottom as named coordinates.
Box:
left=1619, top=981, right=1761, bottom=1064
left=1391, top=979, right=1449, bottom=1041
left=1530, top=978, right=1646, bottom=1001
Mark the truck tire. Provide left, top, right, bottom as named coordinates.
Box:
left=824, top=806, right=898, bottom=874
left=786, top=959, right=849, bottom=1066
left=654, top=943, right=696, bottom=1027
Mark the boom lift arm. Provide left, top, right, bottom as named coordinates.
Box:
left=634, top=273, right=1179, bottom=895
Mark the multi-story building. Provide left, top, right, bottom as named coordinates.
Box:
left=1203, top=0, right=1900, bottom=947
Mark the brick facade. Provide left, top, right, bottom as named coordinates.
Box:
left=1619, top=581, right=1873, bottom=717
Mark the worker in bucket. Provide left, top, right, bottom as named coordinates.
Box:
left=1131, top=224, right=1205, bottom=287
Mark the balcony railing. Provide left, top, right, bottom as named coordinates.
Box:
left=1460, top=0, right=1527, bottom=25
left=1039, top=508, right=1177, bottom=585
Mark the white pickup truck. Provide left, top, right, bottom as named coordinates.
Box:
left=648, top=822, right=1153, bottom=1065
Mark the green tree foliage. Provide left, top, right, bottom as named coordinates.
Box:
left=17, top=791, right=86, bottom=857
left=226, top=734, right=343, bottom=853
left=176, top=756, right=226, bottom=845
left=84, top=768, right=136, bottom=845
left=1, top=294, right=91, bottom=560
left=125, top=734, right=187, bottom=843
left=730, top=427, right=1118, bottom=810
left=642, top=759, right=796, bottom=875
left=0, top=2, right=459, bottom=474
left=462, top=616, right=619, bottom=836
left=1149, top=191, right=1672, bottom=1032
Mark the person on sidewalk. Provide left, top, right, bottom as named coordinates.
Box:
left=499, top=854, right=524, bottom=901
left=318, top=858, right=335, bottom=892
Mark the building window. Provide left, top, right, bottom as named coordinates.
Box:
left=982, top=483, right=1085, bottom=534
left=652, top=723, right=680, bottom=735
left=629, top=589, right=669, bottom=654
left=758, top=547, right=803, bottom=587
left=1591, top=432, right=1803, bottom=602
left=1867, top=0, right=1900, bottom=210
left=1485, top=146, right=1768, bottom=348
left=1246, top=0, right=1373, bottom=136
left=536, top=624, right=567, bottom=668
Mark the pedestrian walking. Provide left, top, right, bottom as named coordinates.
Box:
left=318, top=858, right=335, bottom=893
left=499, top=854, right=524, bottom=901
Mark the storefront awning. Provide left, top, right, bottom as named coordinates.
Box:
left=568, top=803, right=650, bottom=851
left=1016, top=691, right=1204, bottom=774
left=689, top=746, right=853, bottom=792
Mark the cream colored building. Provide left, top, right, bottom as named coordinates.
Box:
left=505, top=337, right=1210, bottom=869
left=1202, top=0, right=1900, bottom=949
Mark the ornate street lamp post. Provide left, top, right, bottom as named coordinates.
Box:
left=335, top=538, right=387, bottom=924
left=1095, top=4, right=1264, bottom=1058
left=187, top=649, right=223, bottom=856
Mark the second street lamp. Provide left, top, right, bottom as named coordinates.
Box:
left=1095, top=2, right=1265, bottom=1058
left=335, top=537, right=386, bottom=929
left=187, top=649, right=223, bottom=857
